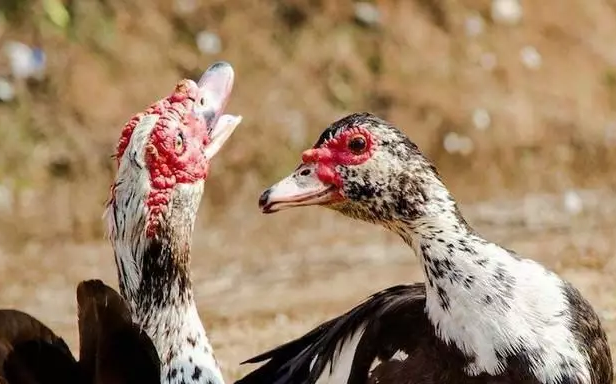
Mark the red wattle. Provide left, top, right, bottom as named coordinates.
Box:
left=113, top=79, right=210, bottom=238
left=316, top=163, right=342, bottom=187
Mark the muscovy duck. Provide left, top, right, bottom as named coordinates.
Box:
left=0, top=61, right=242, bottom=384
left=239, top=112, right=612, bottom=384
left=105, top=61, right=241, bottom=384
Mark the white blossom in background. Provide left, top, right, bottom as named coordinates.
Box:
left=443, top=132, right=474, bottom=156
left=0, top=77, right=15, bottom=102
left=3, top=41, right=46, bottom=80
left=196, top=31, right=222, bottom=55
left=459, top=137, right=474, bottom=156
left=520, top=45, right=542, bottom=70
left=491, top=0, right=523, bottom=26
left=174, top=0, right=197, bottom=15
left=465, top=13, right=485, bottom=37
left=354, top=2, right=381, bottom=26
left=443, top=133, right=458, bottom=154
left=563, top=189, right=583, bottom=215
left=479, top=52, right=498, bottom=71
left=472, top=108, right=491, bottom=131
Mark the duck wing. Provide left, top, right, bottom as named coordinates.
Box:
left=76, top=279, right=160, bottom=384
left=236, top=284, right=428, bottom=384
left=0, top=309, right=80, bottom=384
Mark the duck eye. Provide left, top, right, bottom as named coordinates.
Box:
left=175, top=132, right=185, bottom=154
left=348, top=135, right=367, bottom=154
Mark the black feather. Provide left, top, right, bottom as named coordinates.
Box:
left=0, top=279, right=160, bottom=384
left=236, top=284, right=426, bottom=384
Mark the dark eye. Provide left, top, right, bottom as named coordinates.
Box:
left=348, top=135, right=367, bottom=154
left=299, top=168, right=311, bottom=177
left=175, top=132, right=184, bottom=154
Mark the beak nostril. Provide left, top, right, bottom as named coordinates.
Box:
left=258, top=189, right=272, bottom=208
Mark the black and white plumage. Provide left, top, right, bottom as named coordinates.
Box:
left=240, top=112, right=613, bottom=384
left=0, top=62, right=242, bottom=384
left=0, top=62, right=241, bottom=384
left=105, top=62, right=242, bottom=384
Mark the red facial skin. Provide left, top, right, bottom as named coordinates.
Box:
left=115, top=80, right=210, bottom=238
left=301, top=126, right=376, bottom=196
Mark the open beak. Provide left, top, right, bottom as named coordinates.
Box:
left=203, top=114, right=242, bottom=160
left=194, top=61, right=242, bottom=160
left=258, top=164, right=341, bottom=214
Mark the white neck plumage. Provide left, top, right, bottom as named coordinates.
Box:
left=390, top=192, right=591, bottom=384
left=105, top=143, right=224, bottom=384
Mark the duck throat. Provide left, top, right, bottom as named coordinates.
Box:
left=132, top=233, right=224, bottom=384
left=107, top=183, right=224, bottom=384
left=392, top=207, right=589, bottom=383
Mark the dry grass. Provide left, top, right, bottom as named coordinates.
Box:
left=0, top=0, right=615, bottom=381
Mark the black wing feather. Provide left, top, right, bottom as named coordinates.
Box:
left=76, top=279, right=160, bottom=384
left=0, top=309, right=80, bottom=384
left=236, top=284, right=427, bottom=384
left=0, top=279, right=161, bottom=384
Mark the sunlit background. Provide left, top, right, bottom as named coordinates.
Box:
left=0, top=0, right=615, bottom=379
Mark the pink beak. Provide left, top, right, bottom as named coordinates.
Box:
left=194, top=62, right=242, bottom=160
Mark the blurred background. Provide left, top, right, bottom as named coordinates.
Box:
left=0, top=0, right=615, bottom=379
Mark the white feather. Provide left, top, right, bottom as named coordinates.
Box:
left=314, top=325, right=366, bottom=384
left=105, top=113, right=224, bottom=384
left=404, top=218, right=591, bottom=384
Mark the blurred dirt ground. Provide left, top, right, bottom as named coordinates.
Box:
left=0, top=0, right=616, bottom=381
left=0, top=189, right=614, bottom=380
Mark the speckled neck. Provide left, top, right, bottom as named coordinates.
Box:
left=391, top=206, right=489, bottom=313
left=107, top=181, right=225, bottom=384
left=388, top=196, right=590, bottom=384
